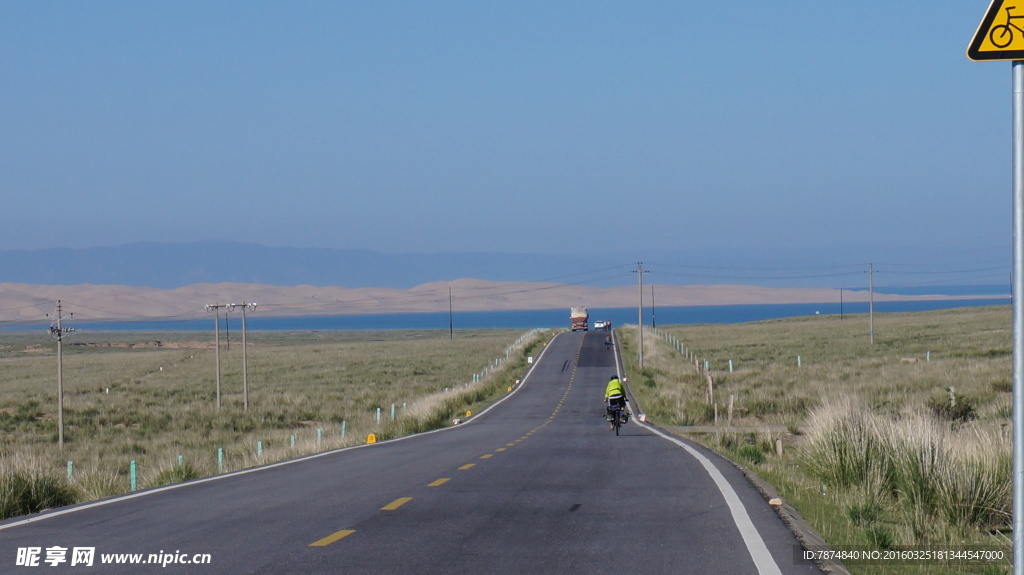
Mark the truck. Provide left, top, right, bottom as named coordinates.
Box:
left=570, top=306, right=589, bottom=331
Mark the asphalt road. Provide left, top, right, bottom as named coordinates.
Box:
left=1, top=331, right=824, bottom=574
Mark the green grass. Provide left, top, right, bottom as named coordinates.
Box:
left=0, top=328, right=547, bottom=519
left=620, top=306, right=1013, bottom=575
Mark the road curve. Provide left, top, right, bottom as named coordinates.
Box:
left=1, top=331, right=823, bottom=574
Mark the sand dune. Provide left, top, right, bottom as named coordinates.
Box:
left=0, top=280, right=998, bottom=323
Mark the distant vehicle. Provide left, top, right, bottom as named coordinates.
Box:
left=593, top=320, right=607, bottom=330
left=570, top=306, right=589, bottom=331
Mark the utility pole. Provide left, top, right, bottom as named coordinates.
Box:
left=651, top=285, right=656, bottom=329
left=868, top=264, right=875, bottom=344
left=227, top=303, right=257, bottom=411
left=48, top=301, right=75, bottom=448
left=205, top=303, right=228, bottom=409
left=634, top=262, right=649, bottom=369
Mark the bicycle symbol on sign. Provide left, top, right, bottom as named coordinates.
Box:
left=990, top=5, right=1024, bottom=48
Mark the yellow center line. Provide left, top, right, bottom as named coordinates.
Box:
left=480, top=453, right=493, bottom=459
left=459, top=463, right=476, bottom=470
left=495, top=448, right=506, bottom=452
left=381, top=497, right=413, bottom=510
left=428, top=478, right=450, bottom=487
left=309, top=529, right=355, bottom=547
left=506, top=443, right=516, bottom=446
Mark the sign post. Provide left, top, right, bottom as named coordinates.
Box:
left=969, top=2, right=1024, bottom=572
left=1013, top=60, right=1024, bottom=575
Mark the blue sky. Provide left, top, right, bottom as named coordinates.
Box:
left=0, top=2, right=1011, bottom=285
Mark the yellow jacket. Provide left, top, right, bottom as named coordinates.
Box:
left=605, top=378, right=624, bottom=398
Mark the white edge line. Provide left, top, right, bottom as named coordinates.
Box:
left=636, top=421, right=784, bottom=575
left=0, top=330, right=560, bottom=532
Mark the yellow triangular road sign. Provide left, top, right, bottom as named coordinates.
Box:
left=968, top=0, right=1024, bottom=60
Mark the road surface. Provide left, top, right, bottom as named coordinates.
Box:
left=1, top=331, right=823, bottom=574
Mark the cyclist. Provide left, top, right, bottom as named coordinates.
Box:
left=604, top=374, right=627, bottom=429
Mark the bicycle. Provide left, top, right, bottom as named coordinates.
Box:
left=990, top=5, right=1024, bottom=48
left=606, top=395, right=628, bottom=436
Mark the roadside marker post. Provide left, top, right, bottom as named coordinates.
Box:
left=967, top=4, right=1024, bottom=572
left=130, top=461, right=137, bottom=492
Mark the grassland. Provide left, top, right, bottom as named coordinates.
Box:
left=619, top=306, right=1012, bottom=575
left=0, top=328, right=545, bottom=515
